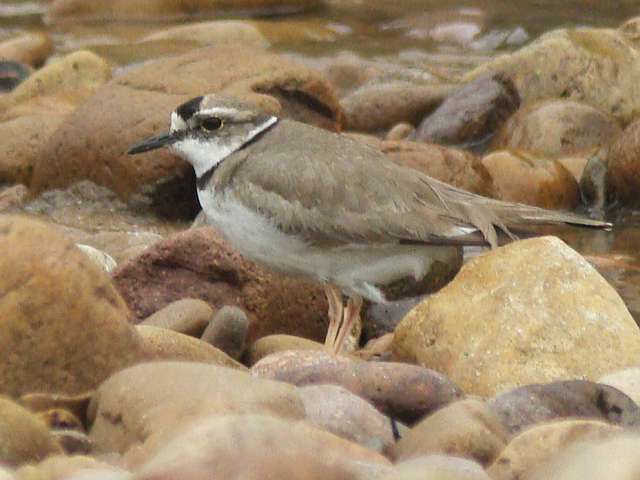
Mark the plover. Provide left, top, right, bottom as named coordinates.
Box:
left=129, top=94, right=611, bottom=354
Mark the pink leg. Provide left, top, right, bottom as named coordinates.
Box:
left=333, top=295, right=363, bottom=355
left=324, top=284, right=343, bottom=349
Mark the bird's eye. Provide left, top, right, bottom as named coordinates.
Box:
left=201, top=117, right=223, bottom=131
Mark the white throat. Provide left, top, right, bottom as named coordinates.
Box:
left=169, top=115, right=278, bottom=179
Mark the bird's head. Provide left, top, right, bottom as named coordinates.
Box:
left=128, top=94, right=278, bottom=177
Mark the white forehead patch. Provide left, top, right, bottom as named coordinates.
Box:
left=170, top=111, right=187, bottom=133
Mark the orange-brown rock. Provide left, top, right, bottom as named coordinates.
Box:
left=481, top=150, right=579, bottom=209
left=0, top=32, right=53, bottom=67
left=607, top=119, right=640, bottom=204
left=0, top=215, right=145, bottom=397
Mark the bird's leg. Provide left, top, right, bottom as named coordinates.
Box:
left=324, top=284, right=344, bottom=349
left=333, top=294, right=363, bottom=355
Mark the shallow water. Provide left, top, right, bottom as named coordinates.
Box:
left=2, top=0, right=640, bottom=319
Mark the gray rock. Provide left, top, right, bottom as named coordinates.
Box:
left=201, top=305, right=249, bottom=359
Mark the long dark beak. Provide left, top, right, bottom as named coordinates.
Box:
left=128, top=131, right=177, bottom=155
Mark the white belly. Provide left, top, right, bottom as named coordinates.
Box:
left=199, top=189, right=459, bottom=302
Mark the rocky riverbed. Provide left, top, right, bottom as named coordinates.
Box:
left=2, top=1, right=640, bottom=479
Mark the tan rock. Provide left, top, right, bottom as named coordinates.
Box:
left=89, top=361, right=305, bottom=454
left=381, top=456, right=491, bottom=480
left=598, top=368, right=640, bottom=406
left=299, top=384, right=394, bottom=453
left=492, top=100, right=621, bottom=159
left=393, top=236, right=640, bottom=397
left=247, top=334, right=324, bottom=366
left=0, top=215, right=145, bottom=397
left=0, top=468, right=13, bottom=480
left=137, top=325, right=244, bottom=369
left=529, top=434, right=640, bottom=480
left=343, top=80, right=455, bottom=132
left=132, top=414, right=390, bottom=479
left=14, top=455, right=123, bottom=480
left=488, top=420, right=621, bottom=480
left=140, top=19, right=338, bottom=47
left=31, top=45, right=341, bottom=206
left=0, top=114, right=64, bottom=185
left=0, top=92, right=89, bottom=186
left=0, top=32, right=53, bottom=67
left=48, top=0, right=321, bottom=20
left=464, top=27, right=640, bottom=125
left=0, top=397, right=62, bottom=467
left=140, top=20, right=269, bottom=47
left=391, top=399, right=508, bottom=466
left=0, top=51, right=111, bottom=112
left=481, top=150, right=579, bottom=209
left=139, top=298, right=213, bottom=336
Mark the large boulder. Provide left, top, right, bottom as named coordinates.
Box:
left=0, top=215, right=145, bottom=397
left=31, top=45, right=342, bottom=215
left=112, top=227, right=329, bottom=343
left=464, top=26, right=640, bottom=125
left=393, top=236, right=640, bottom=397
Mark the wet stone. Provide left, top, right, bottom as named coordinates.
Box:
left=411, top=74, right=520, bottom=150
left=200, top=305, right=249, bottom=360
left=251, top=349, right=463, bottom=424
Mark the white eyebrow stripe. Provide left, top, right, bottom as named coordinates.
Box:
left=199, top=107, right=241, bottom=116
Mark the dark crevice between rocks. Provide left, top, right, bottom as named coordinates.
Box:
left=128, top=168, right=200, bottom=221
left=259, top=87, right=339, bottom=131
